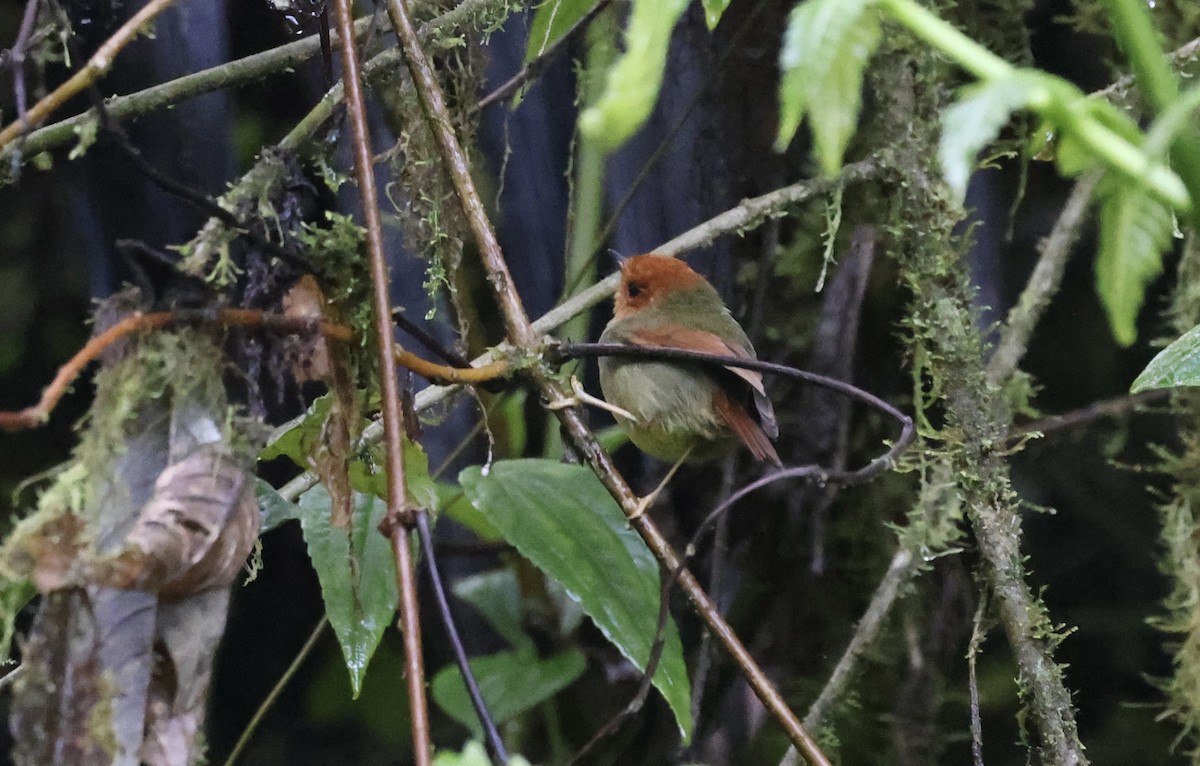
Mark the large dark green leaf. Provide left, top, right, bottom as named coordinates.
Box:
left=453, top=569, right=530, bottom=649
left=459, top=459, right=692, bottom=739
left=431, top=649, right=586, bottom=738
left=297, top=487, right=397, bottom=697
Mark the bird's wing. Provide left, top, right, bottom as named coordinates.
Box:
left=624, top=326, right=766, bottom=395
left=626, top=326, right=779, bottom=440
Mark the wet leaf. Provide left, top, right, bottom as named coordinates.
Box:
left=298, top=486, right=397, bottom=697
left=460, top=459, right=692, bottom=739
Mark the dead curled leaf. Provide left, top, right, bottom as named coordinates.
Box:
left=282, top=274, right=357, bottom=528
left=97, top=447, right=260, bottom=600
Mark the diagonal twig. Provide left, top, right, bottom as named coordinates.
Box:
left=382, top=0, right=833, bottom=761
left=0, top=0, right=178, bottom=152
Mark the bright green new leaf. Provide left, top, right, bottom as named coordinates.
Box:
left=940, top=76, right=1040, bottom=201
left=525, top=0, right=600, bottom=62
left=578, top=0, right=689, bottom=152
left=775, top=0, right=881, bottom=175
left=701, top=0, right=731, bottom=29
left=298, top=487, right=398, bottom=697
left=459, top=460, right=693, bottom=739
left=431, top=648, right=586, bottom=738
left=1095, top=176, right=1175, bottom=346
left=1133, top=323, right=1200, bottom=392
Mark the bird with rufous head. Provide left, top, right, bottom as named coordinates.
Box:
left=598, top=253, right=781, bottom=467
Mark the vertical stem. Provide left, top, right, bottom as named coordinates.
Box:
left=383, top=2, right=829, bottom=763
left=327, top=0, right=429, bottom=762
left=383, top=0, right=535, bottom=348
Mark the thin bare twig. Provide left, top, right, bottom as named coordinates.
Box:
left=0, top=307, right=511, bottom=431
left=222, top=617, right=329, bottom=766
left=0, top=0, right=506, bottom=165
left=11, top=0, right=41, bottom=127
left=415, top=511, right=509, bottom=765
left=327, top=0, right=429, bottom=761
left=0, top=0, right=178, bottom=152
left=1008, top=388, right=1171, bottom=442
left=986, top=172, right=1100, bottom=386
left=474, top=0, right=612, bottom=112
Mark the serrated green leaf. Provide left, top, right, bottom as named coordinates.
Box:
left=525, top=0, right=600, bottom=61
left=298, top=486, right=398, bottom=697
left=940, top=76, right=1040, bottom=200
left=453, top=569, right=531, bottom=650
left=260, top=395, right=332, bottom=463
left=459, top=460, right=692, bottom=739
left=348, top=441, right=439, bottom=513
left=255, top=478, right=299, bottom=534
left=1096, top=176, right=1174, bottom=346
left=438, top=485, right=503, bottom=541
left=578, top=0, right=689, bottom=152
left=1133, top=323, right=1200, bottom=391
left=775, top=0, right=881, bottom=174
left=431, top=648, right=586, bottom=738
left=701, top=0, right=731, bottom=29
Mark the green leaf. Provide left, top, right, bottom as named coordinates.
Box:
left=434, top=741, right=533, bottom=766
left=1133, top=323, right=1200, bottom=391
left=260, top=395, right=332, bottom=463
left=525, top=0, right=600, bottom=62
left=297, top=486, right=398, bottom=697
left=459, top=460, right=693, bottom=739
left=1053, top=98, right=1144, bottom=177
left=438, top=486, right=503, bottom=541
left=255, top=478, right=299, bottom=534
left=578, top=0, right=690, bottom=152
left=940, top=76, right=1040, bottom=201
left=348, top=441, right=439, bottom=513
left=775, top=0, right=881, bottom=174
left=431, top=649, right=586, bottom=738
left=701, top=0, right=731, bottom=29
left=1095, top=174, right=1175, bottom=346
left=453, top=569, right=531, bottom=649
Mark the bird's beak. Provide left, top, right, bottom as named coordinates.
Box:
left=608, top=248, right=629, bottom=267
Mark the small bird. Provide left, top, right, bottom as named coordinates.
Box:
left=598, top=254, right=781, bottom=466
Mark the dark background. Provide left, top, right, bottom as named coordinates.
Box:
left=0, top=0, right=1195, bottom=763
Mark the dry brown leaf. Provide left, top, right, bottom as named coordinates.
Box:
left=97, top=447, right=259, bottom=600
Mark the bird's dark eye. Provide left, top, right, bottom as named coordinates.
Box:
left=627, top=281, right=644, bottom=299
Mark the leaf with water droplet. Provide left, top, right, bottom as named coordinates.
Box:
left=298, top=486, right=397, bottom=697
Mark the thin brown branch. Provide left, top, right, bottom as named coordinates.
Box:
left=986, top=172, right=1100, bottom=387
left=1008, top=389, right=1171, bottom=441
left=0, top=0, right=177, bottom=152
left=11, top=0, right=41, bottom=126
left=327, top=0, right=430, bottom=759
left=0, top=307, right=509, bottom=430
left=474, top=0, right=612, bottom=112
left=222, top=617, right=329, bottom=766
left=383, top=0, right=831, bottom=761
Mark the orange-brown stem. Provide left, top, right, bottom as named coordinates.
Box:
left=0, top=308, right=510, bottom=432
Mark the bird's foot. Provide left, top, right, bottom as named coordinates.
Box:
left=626, top=450, right=690, bottom=523
left=548, top=376, right=638, bottom=422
